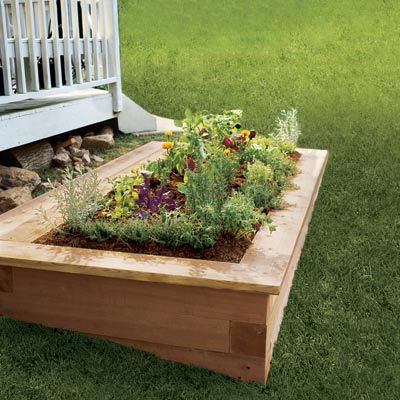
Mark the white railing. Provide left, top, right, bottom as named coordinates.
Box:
left=0, top=0, right=122, bottom=111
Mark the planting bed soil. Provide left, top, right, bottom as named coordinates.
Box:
left=36, top=229, right=254, bottom=263
left=0, top=141, right=328, bottom=382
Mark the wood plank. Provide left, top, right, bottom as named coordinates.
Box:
left=0, top=266, right=13, bottom=293
left=89, top=335, right=269, bottom=382
left=9, top=267, right=267, bottom=323
left=2, top=268, right=230, bottom=352
left=265, top=148, right=328, bottom=355
left=230, top=321, right=266, bottom=357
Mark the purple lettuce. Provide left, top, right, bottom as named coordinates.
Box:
left=134, top=174, right=176, bottom=218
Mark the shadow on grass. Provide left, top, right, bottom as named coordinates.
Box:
left=0, top=317, right=265, bottom=400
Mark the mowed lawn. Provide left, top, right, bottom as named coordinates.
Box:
left=1, top=0, right=400, bottom=398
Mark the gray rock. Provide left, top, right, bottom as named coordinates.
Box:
left=71, top=156, right=82, bottom=163
left=10, top=140, right=54, bottom=170
left=97, top=126, right=114, bottom=137
left=69, top=135, right=83, bottom=149
left=53, top=148, right=72, bottom=168
left=82, top=134, right=115, bottom=151
left=91, top=155, right=105, bottom=166
left=82, top=151, right=91, bottom=166
left=69, top=146, right=86, bottom=158
left=0, top=166, right=41, bottom=191
left=0, top=187, right=32, bottom=214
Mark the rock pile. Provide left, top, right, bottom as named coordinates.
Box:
left=52, top=127, right=112, bottom=168
left=0, top=126, right=114, bottom=214
left=0, top=166, right=41, bottom=213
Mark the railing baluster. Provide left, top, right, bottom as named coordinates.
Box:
left=80, top=0, right=91, bottom=82
left=70, top=0, right=82, bottom=83
left=11, top=0, right=27, bottom=93
left=99, top=0, right=108, bottom=78
left=25, top=0, right=40, bottom=91
left=37, top=0, right=51, bottom=89
left=60, top=0, right=72, bottom=85
left=0, top=0, right=13, bottom=95
left=49, top=0, right=62, bottom=87
left=90, top=0, right=99, bottom=80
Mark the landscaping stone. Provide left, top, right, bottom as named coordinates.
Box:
left=0, top=166, right=41, bottom=191
left=82, top=134, right=115, bottom=151
left=68, top=135, right=83, bottom=149
left=81, top=151, right=91, bottom=166
left=91, top=155, right=105, bottom=166
left=9, top=140, right=54, bottom=170
left=38, top=181, right=60, bottom=191
left=97, top=126, right=114, bottom=137
left=0, top=187, right=32, bottom=213
left=52, top=148, right=71, bottom=168
left=54, top=137, right=79, bottom=151
left=69, top=147, right=86, bottom=158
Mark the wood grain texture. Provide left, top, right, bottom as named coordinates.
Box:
left=1, top=268, right=232, bottom=352
left=265, top=147, right=328, bottom=356
left=0, top=266, right=13, bottom=293
left=89, top=335, right=269, bottom=382
left=230, top=321, right=266, bottom=358
left=0, top=147, right=328, bottom=295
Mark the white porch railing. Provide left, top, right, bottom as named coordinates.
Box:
left=0, top=0, right=122, bottom=111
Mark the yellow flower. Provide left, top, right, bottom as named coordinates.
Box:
left=223, top=148, right=231, bottom=154
left=241, top=130, right=250, bottom=136
left=162, top=141, right=173, bottom=150
left=164, top=130, right=173, bottom=137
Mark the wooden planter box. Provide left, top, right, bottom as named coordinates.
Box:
left=0, top=142, right=327, bottom=382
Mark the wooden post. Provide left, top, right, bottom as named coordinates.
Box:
left=104, top=0, right=122, bottom=112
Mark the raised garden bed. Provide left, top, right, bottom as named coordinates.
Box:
left=0, top=139, right=327, bottom=382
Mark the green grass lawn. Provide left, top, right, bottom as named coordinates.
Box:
left=1, top=0, right=400, bottom=398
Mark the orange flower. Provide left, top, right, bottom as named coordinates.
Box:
left=223, top=148, right=231, bottom=154
left=164, top=130, right=173, bottom=137
left=241, top=130, right=250, bottom=136
left=162, top=141, right=173, bottom=150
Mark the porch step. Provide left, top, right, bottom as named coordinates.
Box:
left=0, top=89, right=115, bottom=152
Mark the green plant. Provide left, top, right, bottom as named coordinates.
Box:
left=181, top=153, right=237, bottom=216
left=40, top=167, right=102, bottom=232
left=271, top=108, right=301, bottom=145
left=102, top=174, right=142, bottom=219
left=149, top=210, right=218, bottom=249
left=242, top=161, right=279, bottom=209
left=221, top=192, right=271, bottom=238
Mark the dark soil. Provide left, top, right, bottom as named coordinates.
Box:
left=36, top=152, right=300, bottom=263
left=35, top=230, right=255, bottom=263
